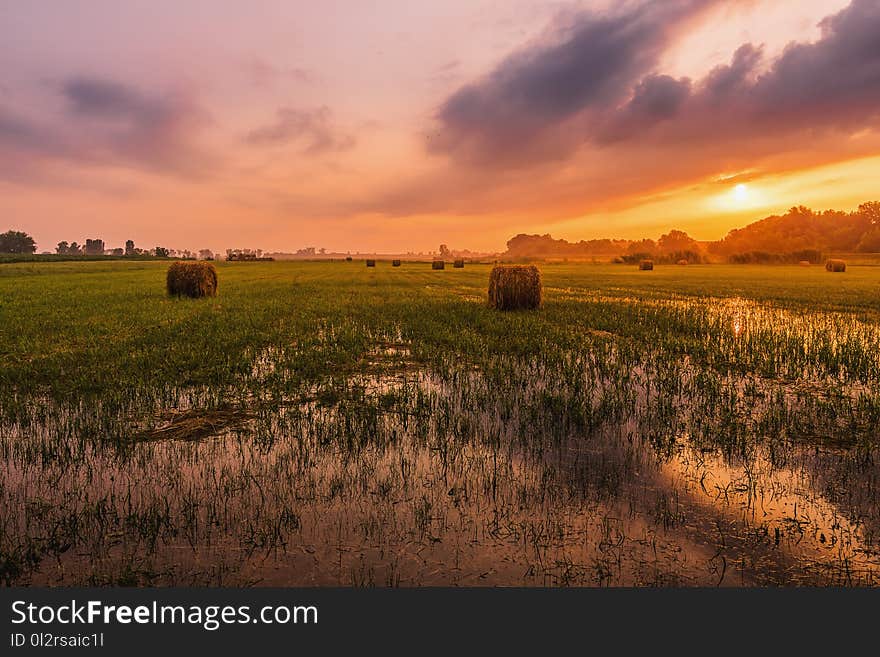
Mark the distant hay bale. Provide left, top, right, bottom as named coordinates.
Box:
left=392, top=259, right=401, bottom=267
left=825, top=259, right=846, bottom=272
left=488, top=264, right=542, bottom=311
left=432, top=260, right=445, bottom=270
left=166, top=261, right=218, bottom=298
left=799, top=260, right=811, bottom=267
left=453, top=259, right=465, bottom=268
left=346, top=256, right=352, bottom=261
left=639, top=259, right=654, bottom=271
left=366, top=259, right=376, bottom=267
left=676, top=259, right=688, bottom=266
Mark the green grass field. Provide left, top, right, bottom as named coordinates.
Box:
left=2, top=260, right=880, bottom=585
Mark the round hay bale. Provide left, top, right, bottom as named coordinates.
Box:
left=676, top=259, right=688, bottom=266
left=366, top=259, right=376, bottom=267
left=825, top=259, right=846, bottom=272
left=488, top=264, right=542, bottom=310
left=639, top=259, right=654, bottom=271
left=453, top=259, right=465, bottom=268
left=799, top=260, right=811, bottom=267
left=392, top=259, right=401, bottom=267
left=345, top=256, right=353, bottom=261
left=432, top=260, right=445, bottom=270
left=166, top=261, right=218, bottom=298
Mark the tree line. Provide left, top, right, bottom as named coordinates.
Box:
left=504, top=201, right=880, bottom=262
left=0, top=231, right=216, bottom=260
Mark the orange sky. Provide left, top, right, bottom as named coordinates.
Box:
left=1, top=0, right=878, bottom=253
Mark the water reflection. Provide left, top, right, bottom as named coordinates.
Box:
left=733, top=316, right=744, bottom=338
left=3, top=344, right=879, bottom=586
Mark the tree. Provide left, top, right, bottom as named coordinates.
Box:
left=657, top=229, right=699, bottom=254
left=626, top=239, right=657, bottom=255
left=198, top=249, right=214, bottom=260
left=859, top=201, right=880, bottom=226
left=439, top=244, right=451, bottom=257
left=125, top=240, right=135, bottom=256
left=154, top=246, right=169, bottom=257
left=858, top=227, right=880, bottom=253
left=0, top=230, right=37, bottom=254
left=67, top=242, right=82, bottom=255
left=56, top=241, right=70, bottom=255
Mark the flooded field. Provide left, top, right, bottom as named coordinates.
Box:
left=2, top=261, right=880, bottom=586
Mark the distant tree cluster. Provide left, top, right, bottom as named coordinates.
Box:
left=226, top=248, right=274, bottom=261
left=50, top=238, right=210, bottom=259
left=0, top=230, right=37, bottom=254
left=503, top=201, right=880, bottom=264
left=505, top=234, right=632, bottom=258
left=506, top=229, right=706, bottom=262
left=711, top=202, right=880, bottom=257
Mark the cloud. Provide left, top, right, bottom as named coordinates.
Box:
left=381, top=0, right=880, bottom=222
left=701, top=43, right=763, bottom=99
left=246, top=106, right=355, bottom=155
left=594, top=0, right=880, bottom=144
left=431, top=0, right=725, bottom=165
left=745, top=0, right=880, bottom=129
left=0, top=106, right=68, bottom=156
left=431, top=0, right=880, bottom=163
left=0, top=77, right=212, bottom=182
left=242, top=57, right=314, bottom=88
left=597, top=74, right=692, bottom=143
left=61, top=77, right=211, bottom=174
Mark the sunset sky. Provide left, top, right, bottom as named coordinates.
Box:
left=2, top=0, right=879, bottom=253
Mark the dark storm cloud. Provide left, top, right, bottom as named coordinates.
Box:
left=246, top=106, right=355, bottom=155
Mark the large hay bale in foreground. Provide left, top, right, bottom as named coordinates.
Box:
left=166, top=262, right=218, bottom=298
left=366, top=259, right=376, bottom=267
left=432, top=260, right=445, bottom=270
left=453, top=259, right=465, bottom=268
left=392, top=259, right=401, bottom=267
left=639, top=259, right=654, bottom=271
left=488, top=264, right=542, bottom=310
left=825, top=259, right=846, bottom=272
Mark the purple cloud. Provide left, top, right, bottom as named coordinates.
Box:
left=246, top=106, right=355, bottom=155
left=431, top=0, right=880, bottom=168
left=0, top=77, right=212, bottom=181
left=431, top=0, right=725, bottom=165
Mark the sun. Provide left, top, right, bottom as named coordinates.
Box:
left=708, top=180, right=764, bottom=212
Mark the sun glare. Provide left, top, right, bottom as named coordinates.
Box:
left=709, top=181, right=765, bottom=213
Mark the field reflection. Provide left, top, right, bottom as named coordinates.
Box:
left=3, top=264, right=880, bottom=586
